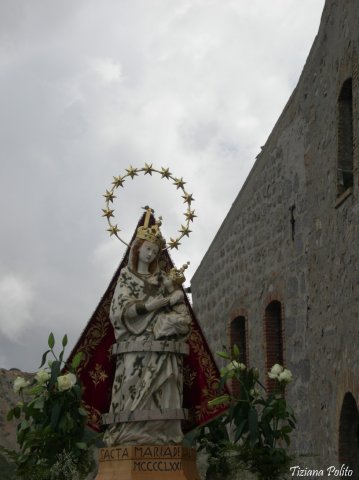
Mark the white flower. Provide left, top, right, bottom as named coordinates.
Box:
left=57, top=373, right=77, bottom=392
left=35, top=370, right=50, bottom=385
left=228, top=361, right=246, bottom=371
left=13, top=376, right=29, bottom=393
left=250, top=388, right=259, bottom=397
left=278, top=369, right=293, bottom=384
left=268, top=363, right=284, bottom=379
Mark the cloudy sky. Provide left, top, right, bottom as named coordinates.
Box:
left=0, top=0, right=325, bottom=371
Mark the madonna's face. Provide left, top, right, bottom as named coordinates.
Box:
left=138, top=241, right=159, bottom=264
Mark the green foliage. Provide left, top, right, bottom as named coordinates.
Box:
left=196, top=346, right=297, bottom=480
left=197, top=416, right=232, bottom=478
left=0, top=451, right=16, bottom=480
left=0, top=333, right=98, bottom=480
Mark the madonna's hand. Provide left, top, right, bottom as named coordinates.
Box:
left=145, top=296, right=170, bottom=312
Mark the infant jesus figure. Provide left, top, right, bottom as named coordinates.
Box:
left=153, top=264, right=192, bottom=340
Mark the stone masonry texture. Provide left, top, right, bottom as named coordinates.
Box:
left=191, top=0, right=359, bottom=467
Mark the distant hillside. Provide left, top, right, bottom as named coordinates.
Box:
left=0, top=368, right=33, bottom=479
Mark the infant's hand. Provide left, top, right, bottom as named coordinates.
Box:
left=169, top=290, right=184, bottom=306
left=145, top=296, right=170, bottom=312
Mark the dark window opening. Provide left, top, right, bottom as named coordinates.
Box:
left=337, top=78, right=354, bottom=195
left=230, top=316, right=247, bottom=396
left=264, top=301, right=283, bottom=394
left=338, top=392, right=359, bottom=475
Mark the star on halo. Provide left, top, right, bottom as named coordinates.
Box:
left=102, top=208, right=115, bottom=219
left=103, top=190, right=116, bottom=203
left=168, top=237, right=181, bottom=250
left=182, top=192, right=194, bottom=204
left=142, top=163, right=154, bottom=175
left=104, top=163, right=196, bottom=250
left=160, top=167, right=171, bottom=179
left=126, top=166, right=139, bottom=179
left=107, top=224, right=120, bottom=236
left=184, top=209, right=197, bottom=222
left=173, top=177, right=186, bottom=189
left=179, top=224, right=192, bottom=237
left=112, top=176, right=125, bottom=188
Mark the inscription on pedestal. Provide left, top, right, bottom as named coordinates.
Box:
left=97, top=445, right=200, bottom=479
left=133, top=460, right=182, bottom=472
left=99, top=447, right=130, bottom=462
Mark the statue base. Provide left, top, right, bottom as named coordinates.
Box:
left=95, top=445, right=201, bottom=480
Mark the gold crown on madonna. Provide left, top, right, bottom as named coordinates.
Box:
left=168, top=261, right=190, bottom=285
left=136, top=208, right=166, bottom=248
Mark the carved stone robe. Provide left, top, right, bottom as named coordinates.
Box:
left=103, top=266, right=190, bottom=446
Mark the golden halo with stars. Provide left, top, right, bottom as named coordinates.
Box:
left=102, top=163, right=197, bottom=250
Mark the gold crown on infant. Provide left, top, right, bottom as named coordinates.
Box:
left=168, top=262, right=190, bottom=285
left=136, top=208, right=166, bottom=248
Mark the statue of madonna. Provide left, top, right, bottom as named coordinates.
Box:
left=103, top=219, right=191, bottom=446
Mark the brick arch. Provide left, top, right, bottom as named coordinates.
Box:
left=336, top=47, right=358, bottom=198
left=338, top=392, right=359, bottom=474
left=337, top=77, right=354, bottom=195
left=335, top=370, right=359, bottom=461
left=228, top=308, right=248, bottom=396
left=264, top=299, right=285, bottom=394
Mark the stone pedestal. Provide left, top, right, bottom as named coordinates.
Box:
left=95, top=445, right=201, bottom=480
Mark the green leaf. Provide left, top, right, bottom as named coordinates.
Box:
left=261, top=406, right=274, bottom=419
left=50, top=402, right=62, bottom=430
left=208, top=394, right=230, bottom=407
left=216, top=350, right=230, bottom=360
left=75, top=442, right=87, bottom=450
left=49, top=360, right=61, bottom=389
left=234, top=418, right=247, bottom=442
left=62, top=334, right=68, bottom=347
left=281, top=425, right=292, bottom=434
left=33, top=396, right=45, bottom=410
left=71, top=351, right=83, bottom=370
left=261, top=420, right=274, bottom=445
left=72, top=384, right=82, bottom=400
left=217, top=375, right=227, bottom=391
left=13, top=406, right=21, bottom=419
left=48, top=332, right=55, bottom=349
left=288, top=419, right=296, bottom=428
left=6, top=409, right=14, bottom=421
left=283, top=433, right=290, bottom=446
left=39, top=349, right=51, bottom=368
left=28, top=384, right=43, bottom=396
left=19, top=419, right=29, bottom=432
left=232, top=344, right=240, bottom=357
left=78, top=407, right=88, bottom=417
left=248, top=407, right=258, bottom=447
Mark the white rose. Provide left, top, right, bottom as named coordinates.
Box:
left=35, top=370, right=51, bottom=385
left=278, top=368, right=293, bottom=384
left=57, top=373, right=77, bottom=392
left=227, top=361, right=246, bottom=371
left=268, top=363, right=284, bottom=379
left=13, top=376, right=29, bottom=393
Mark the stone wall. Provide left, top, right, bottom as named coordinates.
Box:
left=191, top=0, right=359, bottom=466
left=0, top=368, right=33, bottom=479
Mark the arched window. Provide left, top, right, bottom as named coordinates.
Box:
left=264, top=301, right=284, bottom=394
left=337, top=78, right=354, bottom=195
left=338, top=392, right=359, bottom=472
left=230, top=316, right=247, bottom=396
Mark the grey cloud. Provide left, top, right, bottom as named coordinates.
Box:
left=0, top=0, right=325, bottom=370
